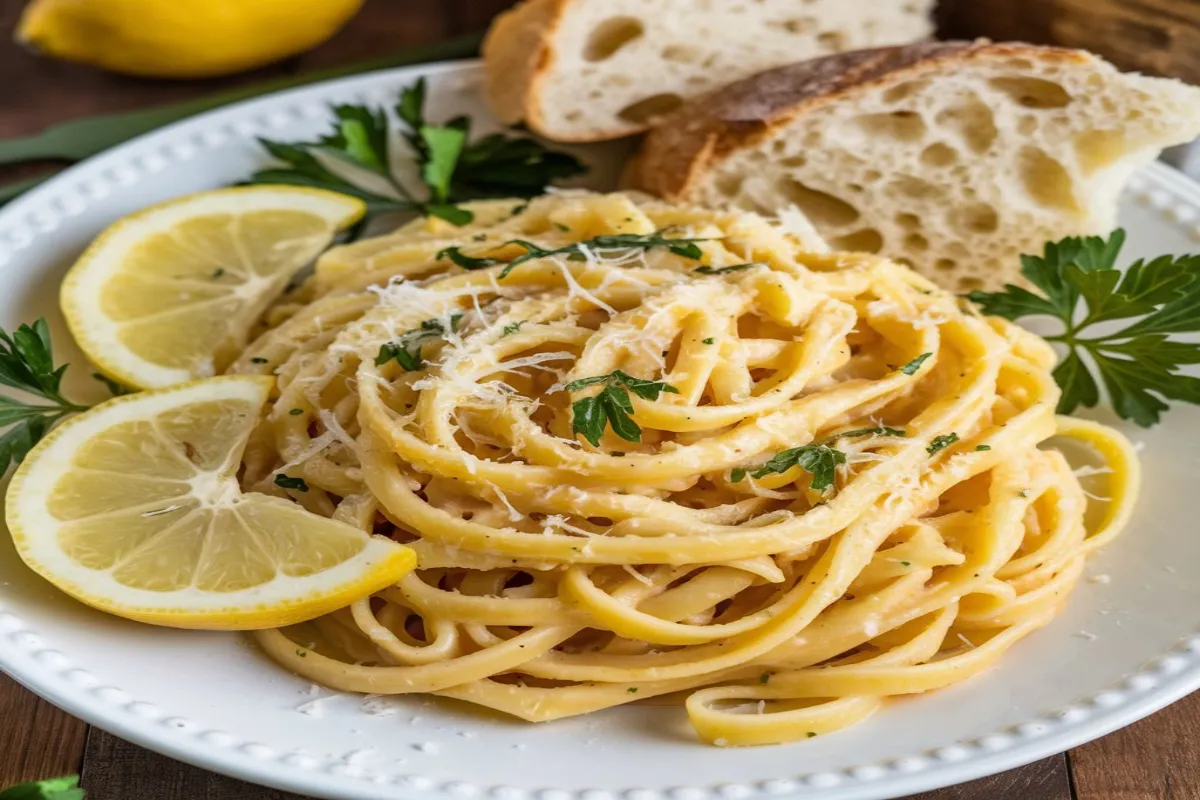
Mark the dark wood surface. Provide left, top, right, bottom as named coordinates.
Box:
left=0, top=0, right=1196, bottom=798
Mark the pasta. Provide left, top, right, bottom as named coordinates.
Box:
left=233, top=191, right=1139, bottom=746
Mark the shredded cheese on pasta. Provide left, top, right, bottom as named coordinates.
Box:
left=235, top=192, right=1140, bottom=747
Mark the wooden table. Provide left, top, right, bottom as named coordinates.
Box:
left=1, top=1, right=1198, bottom=798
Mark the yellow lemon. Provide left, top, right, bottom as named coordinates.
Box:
left=5, top=376, right=416, bottom=630
left=16, top=0, right=365, bottom=79
left=60, top=186, right=365, bottom=390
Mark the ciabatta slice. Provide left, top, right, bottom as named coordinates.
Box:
left=482, top=0, right=935, bottom=142
left=627, top=41, right=1200, bottom=291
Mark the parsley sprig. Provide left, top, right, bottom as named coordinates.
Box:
left=247, top=78, right=584, bottom=227
left=731, top=444, right=847, bottom=492
left=730, top=424, right=907, bottom=491
left=566, top=370, right=679, bottom=446
left=0, top=320, right=91, bottom=475
left=375, top=315, right=462, bottom=372
left=0, top=776, right=84, bottom=800
left=969, top=230, right=1200, bottom=426
left=438, top=231, right=712, bottom=279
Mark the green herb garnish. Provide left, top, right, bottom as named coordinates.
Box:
left=0, top=320, right=91, bottom=475
left=275, top=474, right=309, bottom=492
left=759, top=672, right=772, bottom=684
left=247, top=78, right=585, bottom=228
left=289, top=408, right=304, bottom=416
left=927, top=433, right=959, bottom=455
left=730, top=444, right=846, bottom=492
left=439, top=231, right=714, bottom=279
left=975, top=444, right=991, bottom=451
left=501, top=321, right=526, bottom=337
left=702, top=337, right=715, bottom=345
left=695, top=262, right=762, bottom=275
left=898, top=352, right=932, bottom=375
left=567, top=370, right=678, bottom=447
left=0, top=776, right=84, bottom=800
left=968, top=230, right=1200, bottom=426
left=375, top=315, right=462, bottom=372
left=833, top=425, right=907, bottom=439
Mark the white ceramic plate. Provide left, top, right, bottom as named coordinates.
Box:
left=2, top=60, right=1199, bottom=800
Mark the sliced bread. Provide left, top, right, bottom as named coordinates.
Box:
left=482, top=0, right=936, bottom=142
left=625, top=41, right=1200, bottom=291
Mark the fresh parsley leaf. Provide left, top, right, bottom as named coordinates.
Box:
left=274, top=474, right=309, bottom=492
left=567, top=371, right=678, bottom=446
left=0, top=320, right=91, bottom=475
left=695, top=262, right=762, bottom=275
left=0, top=775, right=84, bottom=800
left=601, top=385, right=641, bottom=441
left=246, top=78, right=585, bottom=229
left=927, top=433, right=959, bottom=455
left=248, top=138, right=413, bottom=216
left=899, top=352, right=932, bottom=375
left=419, top=124, right=467, bottom=203
left=968, top=230, right=1200, bottom=426
left=833, top=425, right=907, bottom=438
left=975, top=444, right=991, bottom=451
left=501, top=321, right=526, bottom=337
left=451, top=133, right=587, bottom=199
left=289, top=408, right=304, bottom=416
left=375, top=315, right=462, bottom=372
left=730, top=444, right=846, bottom=492
left=564, top=370, right=679, bottom=400
left=702, top=337, right=715, bottom=345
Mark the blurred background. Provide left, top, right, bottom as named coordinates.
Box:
left=3, top=0, right=1200, bottom=200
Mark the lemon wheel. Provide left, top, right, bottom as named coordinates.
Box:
left=5, top=376, right=414, bottom=630
left=60, top=186, right=365, bottom=390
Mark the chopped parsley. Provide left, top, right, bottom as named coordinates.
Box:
left=375, top=315, right=462, bottom=372
left=702, top=337, right=715, bottom=345
left=730, top=444, right=846, bottom=492
left=567, top=370, right=679, bottom=447
left=899, top=352, right=933, bottom=375
left=288, top=408, right=304, bottom=416
left=250, top=357, right=269, bottom=364
left=927, top=433, right=959, bottom=455
left=975, top=444, right=991, bottom=451
left=833, top=425, right=907, bottom=439
left=501, top=321, right=526, bottom=337
left=275, top=474, right=309, bottom=492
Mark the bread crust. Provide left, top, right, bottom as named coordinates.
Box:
left=625, top=40, right=1094, bottom=199
left=482, top=0, right=571, bottom=135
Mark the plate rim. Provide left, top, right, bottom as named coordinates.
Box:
left=1, top=57, right=1199, bottom=800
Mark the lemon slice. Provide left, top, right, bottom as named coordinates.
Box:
left=5, top=376, right=414, bottom=630
left=61, top=186, right=365, bottom=390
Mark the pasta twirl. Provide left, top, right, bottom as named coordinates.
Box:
left=235, top=192, right=1139, bottom=746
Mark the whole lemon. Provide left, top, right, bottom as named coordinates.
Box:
left=16, top=0, right=366, bottom=79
